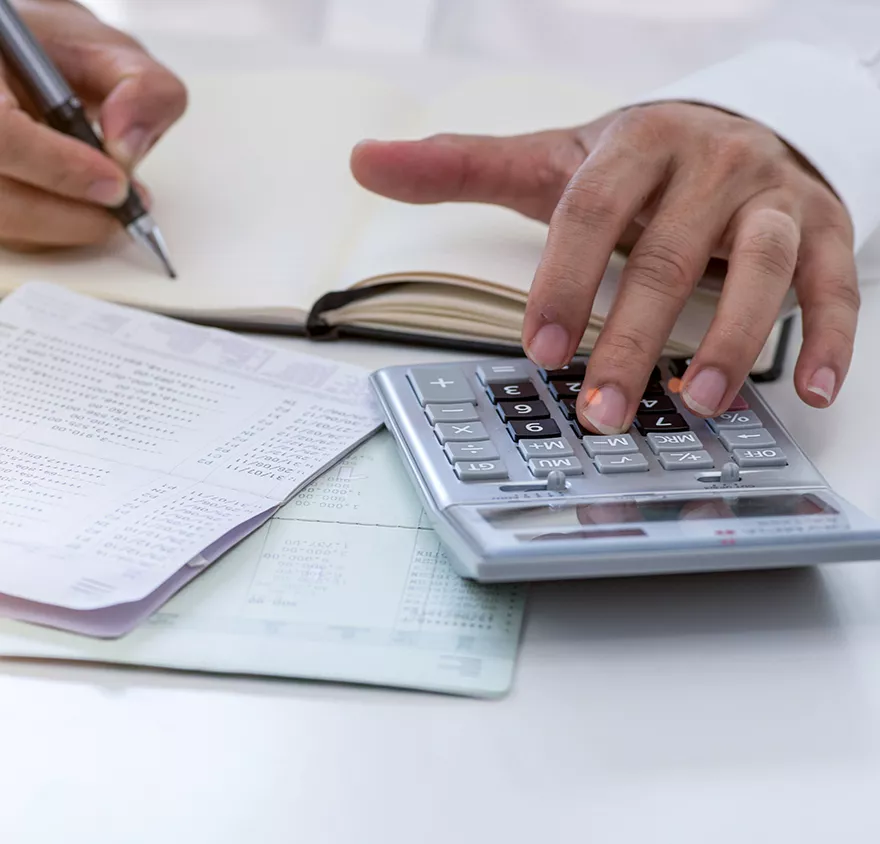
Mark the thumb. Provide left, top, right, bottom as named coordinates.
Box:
left=350, top=130, right=588, bottom=222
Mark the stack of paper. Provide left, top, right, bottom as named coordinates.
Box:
left=0, top=283, right=381, bottom=636
left=0, top=432, right=527, bottom=697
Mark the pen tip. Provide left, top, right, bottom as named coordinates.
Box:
left=127, top=216, right=177, bottom=280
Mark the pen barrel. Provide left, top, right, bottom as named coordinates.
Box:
left=0, top=0, right=72, bottom=110
left=47, top=100, right=147, bottom=228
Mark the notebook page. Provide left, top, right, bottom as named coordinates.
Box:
left=0, top=283, right=380, bottom=614
left=0, top=433, right=527, bottom=698
left=340, top=71, right=617, bottom=292
left=0, top=71, right=412, bottom=320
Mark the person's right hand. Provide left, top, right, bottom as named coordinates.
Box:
left=0, top=0, right=187, bottom=251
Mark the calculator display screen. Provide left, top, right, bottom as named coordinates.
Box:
left=479, top=493, right=837, bottom=532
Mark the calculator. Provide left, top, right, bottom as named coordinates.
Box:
left=370, top=357, right=880, bottom=582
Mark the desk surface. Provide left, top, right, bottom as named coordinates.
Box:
left=3, top=3, right=880, bottom=842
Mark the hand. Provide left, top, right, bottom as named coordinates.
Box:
left=0, top=0, right=187, bottom=250
left=351, top=103, right=858, bottom=432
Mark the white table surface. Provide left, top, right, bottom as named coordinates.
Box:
left=3, top=3, right=880, bottom=842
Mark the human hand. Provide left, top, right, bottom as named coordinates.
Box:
left=351, top=102, right=858, bottom=432
left=0, top=0, right=187, bottom=250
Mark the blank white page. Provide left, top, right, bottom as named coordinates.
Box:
left=0, top=71, right=411, bottom=319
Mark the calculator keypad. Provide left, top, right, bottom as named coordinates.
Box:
left=406, top=359, right=790, bottom=483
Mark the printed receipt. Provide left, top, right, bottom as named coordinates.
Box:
left=0, top=283, right=381, bottom=612
left=0, top=433, right=527, bottom=697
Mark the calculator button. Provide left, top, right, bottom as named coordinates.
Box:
left=594, top=453, right=650, bottom=474
left=648, top=366, right=662, bottom=383
left=518, top=438, right=574, bottom=459
left=425, top=403, right=479, bottom=425
left=658, top=450, right=715, bottom=470
left=647, top=431, right=703, bottom=453
left=719, top=428, right=776, bottom=450
left=528, top=456, right=584, bottom=477
left=582, top=434, right=639, bottom=457
left=486, top=381, right=539, bottom=402
left=541, top=361, right=587, bottom=382
left=497, top=399, right=550, bottom=421
left=455, top=460, right=509, bottom=481
left=548, top=381, right=582, bottom=400
left=708, top=410, right=762, bottom=431
left=507, top=418, right=561, bottom=440
left=634, top=413, right=689, bottom=433
left=477, top=362, right=531, bottom=385
left=669, top=358, right=691, bottom=378
left=434, top=421, right=489, bottom=443
left=559, top=398, right=578, bottom=419
left=726, top=394, right=750, bottom=411
left=642, top=381, right=666, bottom=396
left=732, top=447, right=788, bottom=467
left=408, top=367, right=476, bottom=405
left=638, top=395, right=675, bottom=414
left=444, top=440, right=500, bottom=463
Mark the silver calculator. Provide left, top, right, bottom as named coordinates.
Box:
left=370, top=357, right=880, bottom=582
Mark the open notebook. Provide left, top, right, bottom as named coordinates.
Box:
left=0, top=67, right=792, bottom=373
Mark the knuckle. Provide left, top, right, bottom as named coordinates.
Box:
left=738, top=211, right=799, bottom=278
left=555, top=176, right=622, bottom=230
left=710, top=133, right=760, bottom=176
left=597, top=328, right=655, bottom=367
left=625, top=231, right=697, bottom=300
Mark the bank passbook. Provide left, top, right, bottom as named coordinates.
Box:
left=370, top=357, right=880, bottom=581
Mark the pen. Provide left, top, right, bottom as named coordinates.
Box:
left=0, top=0, right=176, bottom=278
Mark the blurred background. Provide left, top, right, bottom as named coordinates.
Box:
left=79, top=0, right=880, bottom=97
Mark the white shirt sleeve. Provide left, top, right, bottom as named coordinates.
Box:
left=627, top=41, right=880, bottom=252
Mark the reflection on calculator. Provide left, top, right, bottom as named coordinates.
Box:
left=370, top=357, right=880, bottom=582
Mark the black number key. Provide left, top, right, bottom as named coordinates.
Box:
left=638, top=395, right=675, bottom=414
left=559, top=398, right=578, bottom=419
left=540, top=361, right=587, bottom=382
left=487, top=381, right=539, bottom=402
left=498, top=400, right=550, bottom=421
left=635, top=412, right=689, bottom=434
left=508, top=418, right=561, bottom=440
left=643, top=381, right=666, bottom=396
left=548, top=380, right=582, bottom=400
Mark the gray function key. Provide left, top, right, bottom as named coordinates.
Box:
left=594, top=452, right=650, bottom=474
left=647, top=431, right=703, bottom=453
left=425, top=403, right=479, bottom=425
left=518, top=438, right=574, bottom=459
left=658, top=450, right=714, bottom=470
left=708, top=410, right=762, bottom=431
left=528, top=456, right=584, bottom=477
left=455, top=460, right=509, bottom=481
left=434, top=421, right=489, bottom=443
left=445, top=440, right=500, bottom=463
left=719, top=428, right=776, bottom=450
left=582, top=434, right=639, bottom=457
left=733, top=447, right=788, bottom=467
left=408, top=366, right=476, bottom=405
left=476, top=362, right=531, bottom=385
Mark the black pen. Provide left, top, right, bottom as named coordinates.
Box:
left=0, top=0, right=176, bottom=278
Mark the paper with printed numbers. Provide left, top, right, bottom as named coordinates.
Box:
left=0, top=283, right=380, bottom=621
left=0, top=433, right=527, bottom=697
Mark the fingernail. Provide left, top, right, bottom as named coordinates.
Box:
left=86, top=178, right=128, bottom=207
left=581, top=385, right=628, bottom=435
left=682, top=367, right=728, bottom=416
left=113, top=126, right=152, bottom=167
left=807, top=366, right=836, bottom=405
left=526, top=323, right=570, bottom=369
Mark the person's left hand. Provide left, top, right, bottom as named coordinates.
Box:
left=351, top=102, right=858, bottom=434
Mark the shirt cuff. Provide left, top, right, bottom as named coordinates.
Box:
left=627, top=41, right=880, bottom=252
